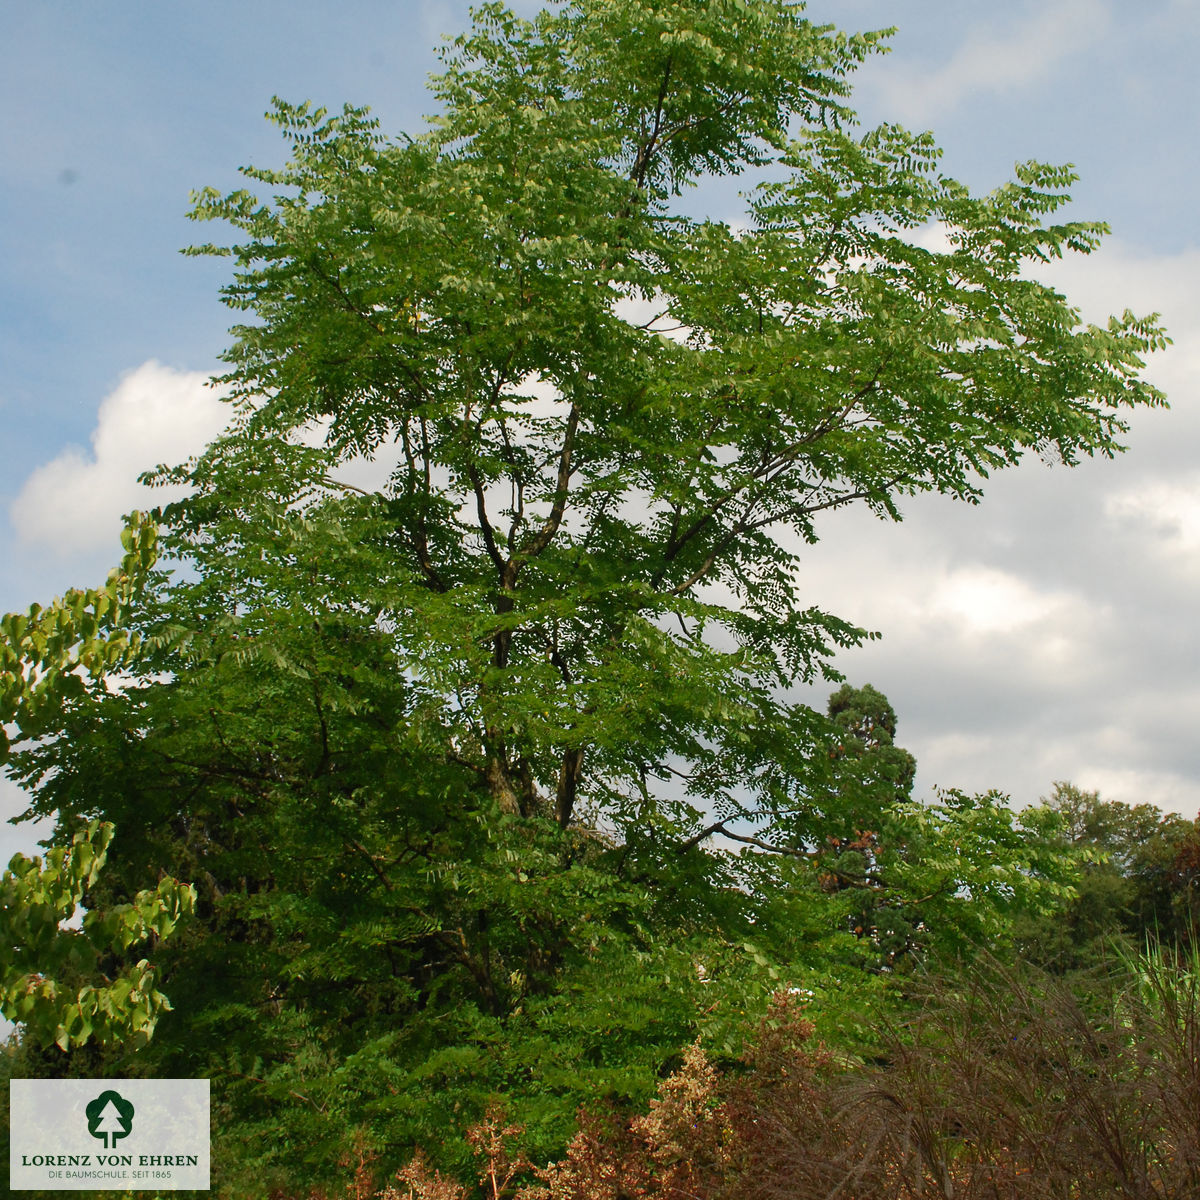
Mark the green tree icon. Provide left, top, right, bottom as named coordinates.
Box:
left=85, top=1089, right=135, bottom=1149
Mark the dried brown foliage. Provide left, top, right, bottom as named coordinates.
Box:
left=714, top=992, right=894, bottom=1200
left=389, top=1150, right=469, bottom=1200
left=467, top=1104, right=531, bottom=1200
left=519, top=1041, right=727, bottom=1200
left=726, top=963, right=1200, bottom=1199
left=383, top=959, right=1200, bottom=1200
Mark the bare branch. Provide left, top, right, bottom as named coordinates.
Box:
left=467, top=462, right=508, bottom=578
left=676, top=820, right=810, bottom=858
left=321, top=475, right=375, bottom=498
left=518, top=402, right=580, bottom=559
left=631, top=56, right=674, bottom=190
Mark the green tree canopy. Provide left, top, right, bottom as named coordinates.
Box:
left=0, top=0, right=1166, bottom=1189
left=0, top=523, right=194, bottom=1051
left=163, top=0, right=1164, bottom=856
left=1017, top=781, right=1200, bottom=969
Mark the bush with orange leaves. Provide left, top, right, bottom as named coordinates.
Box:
left=385, top=953, right=1200, bottom=1200
left=388, top=992, right=866, bottom=1200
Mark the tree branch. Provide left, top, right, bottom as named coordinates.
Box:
left=467, top=462, right=509, bottom=579
left=518, top=403, right=580, bottom=560
left=676, top=820, right=810, bottom=858
left=631, top=56, right=674, bottom=191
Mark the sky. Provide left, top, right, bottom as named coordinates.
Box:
left=2, top=0, right=1199, bottom=868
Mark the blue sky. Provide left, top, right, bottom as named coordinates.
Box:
left=3, top=0, right=1199, bottom=865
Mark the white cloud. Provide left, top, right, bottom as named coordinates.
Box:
left=869, top=0, right=1113, bottom=125
left=914, top=724, right=1200, bottom=818
left=1073, top=765, right=1200, bottom=819
left=1031, top=240, right=1200, bottom=337
left=1106, top=476, right=1200, bottom=558
left=778, top=235, right=1200, bottom=816
left=926, top=565, right=1073, bottom=636
left=10, top=361, right=230, bottom=557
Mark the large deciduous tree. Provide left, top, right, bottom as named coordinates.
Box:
left=165, top=0, right=1162, bottom=852
left=1, top=0, right=1165, bottom=1187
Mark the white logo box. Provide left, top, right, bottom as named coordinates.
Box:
left=10, top=1079, right=209, bottom=1192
